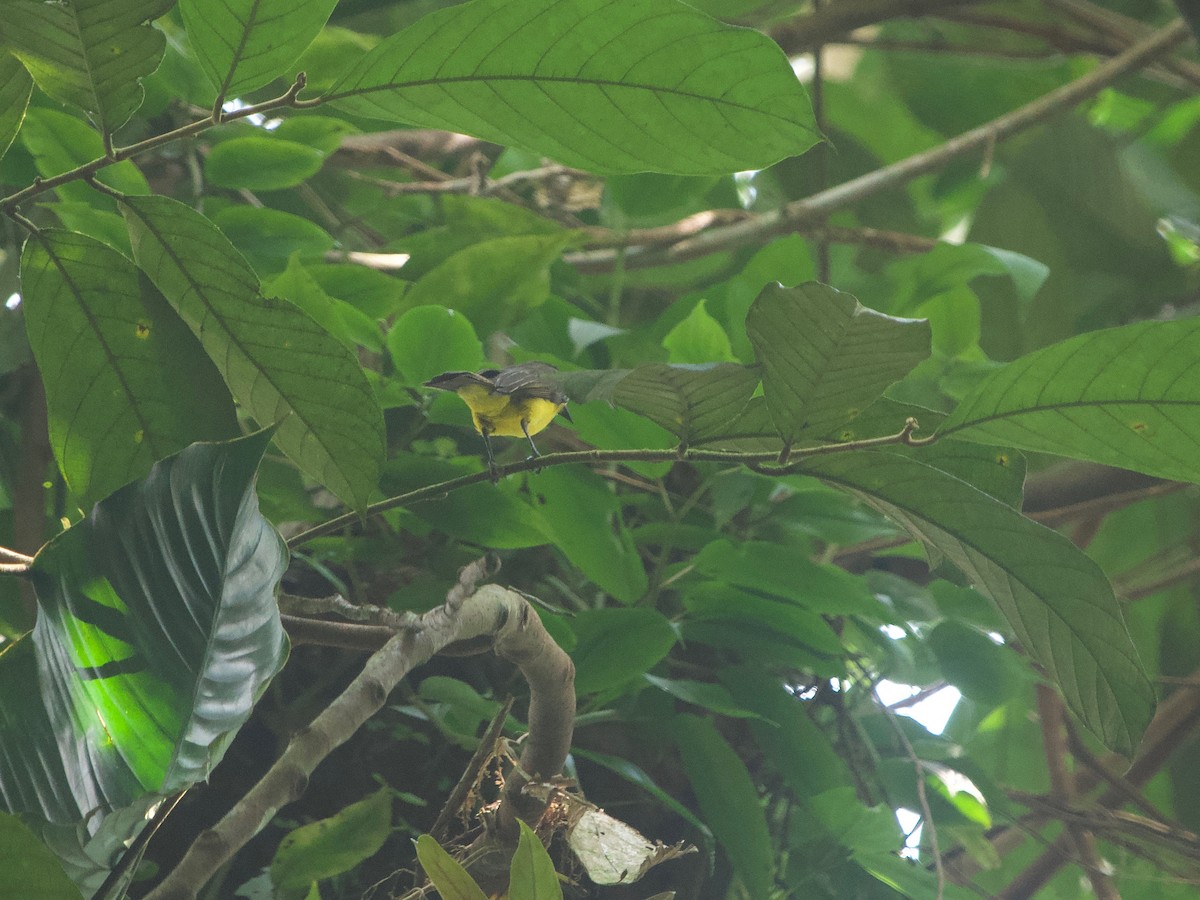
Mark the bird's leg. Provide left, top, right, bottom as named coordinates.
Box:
left=521, top=421, right=543, bottom=473
left=481, top=430, right=500, bottom=482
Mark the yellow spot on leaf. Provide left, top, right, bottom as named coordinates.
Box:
left=135, top=321, right=150, bottom=339
left=996, top=453, right=1009, bottom=467
left=134, top=430, right=144, bottom=444
left=1130, top=421, right=1148, bottom=434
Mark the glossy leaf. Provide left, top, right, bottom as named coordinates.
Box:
left=0, top=432, right=287, bottom=892
left=803, top=449, right=1155, bottom=753
left=20, top=230, right=238, bottom=503
left=415, top=835, right=488, bottom=900
left=204, top=136, right=326, bottom=190
left=746, top=282, right=931, bottom=443
left=180, top=0, right=339, bottom=99
left=271, top=789, right=392, bottom=892
left=328, top=0, right=817, bottom=175
left=509, top=819, right=564, bottom=900
left=121, top=195, right=385, bottom=511
left=4, top=0, right=172, bottom=133
left=940, top=318, right=1200, bottom=485
left=0, top=53, right=33, bottom=160
left=673, top=714, right=773, bottom=898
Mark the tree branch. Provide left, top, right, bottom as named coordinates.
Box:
left=564, top=19, right=1191, bottom=273
left=147, top=582, right=574, bottom=900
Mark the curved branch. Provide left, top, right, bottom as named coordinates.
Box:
left=147, top=583, right=574, bottom=900
left=565, top=19, right=1191, bottom=273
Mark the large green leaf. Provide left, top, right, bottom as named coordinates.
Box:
left=20, top=230, right=238, bottom=504
left=0, top=432, right=288, bottom=893
left=571, top=608, right=677, bottom=695
left=939, top=318, right=1200, bottom=485
left=203, top=136, right=326, bottom=191
left=120, top=195, right=385, bottom=511
left=746, top=283, right=931, bottom=443
left=3, top=0, right=173, bottom=134
left=270, top=789, right=392, bottom=895
left=415, top=835, right=488, bottom=900
left=0, top=52, right=33, bottom=160
left=672, top=714, right=773, bottom=897
left=803, top=450, right=1155, bottom=753
left=180, top=0, right=339, bottom=100
left=509, top=819, right=564, bottom=900
left=327, top=0, right=817, bottom=175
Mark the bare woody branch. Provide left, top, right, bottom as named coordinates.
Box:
left=147, top=583, right=575, bottom=900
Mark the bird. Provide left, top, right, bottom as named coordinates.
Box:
left=423, top=361, right=572, bottom=475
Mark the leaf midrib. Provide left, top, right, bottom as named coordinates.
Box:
left=942, top=395, right=1200, bottom=438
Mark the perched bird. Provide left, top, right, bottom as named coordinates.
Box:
left=424, top=361, right=572, bottom=474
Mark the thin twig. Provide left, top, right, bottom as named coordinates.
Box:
left=286, top=420, right=929, bottom=548
left=880, top=702, right=945, bottom=898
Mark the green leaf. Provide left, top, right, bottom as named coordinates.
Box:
left=693, top=539, right=884, bottom=616
left=328, top=0, right=817, bottom=175
left=803, top=450, right=1155, bottom=753
left=601, top=363, right=761, bottom=444
left=271, top=789, right=392, bottom=892
left=509, top=819, right=564, bottom=900
left=644, top=674, right=766, bottom=720
left=939, top=318, right=1200, bottom=485
left=180, top=0, right=339, bottom=99
left=204, top=136, right=326, bottom=190
left=683, top=582, right=847, bottom=657
left=415, top=835, right=488, bottom=900
left=21, top=230, right=239, bottom=503
left=403, top=233, right=577, bottom=336
left=928, top=621, right=1025, bottom=709
left=388, top=306, right=484, bottom=386
left=533, top=467, right=648, bottom=603
left=4, top=0, right=172, bottom=133
left=672, top=714, right=773, bottom=898
left=746, top=282, right=931, bottom=443
left=662, top=299, right=736, bottom=364
left=121, top=195, right=384, bottom=511
left=265, top=257, right=383, bottom=352
left=720, top=667, right=855, bottom=799
left=0, top=813, right=81, bottom=900
left=571, top=608, right=677, bottom=695
left=572, top=749, right=713, bottom=841
left=0, top=432, right=287, bottom=892
left=0, top=53, right=33, bottom=160
left=211, top=205, right=335, bottom=264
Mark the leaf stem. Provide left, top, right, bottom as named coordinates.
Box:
left=0, top=74, right=313, bottom=217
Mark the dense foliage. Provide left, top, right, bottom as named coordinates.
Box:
left=3, top=1, right=1200, bottom=898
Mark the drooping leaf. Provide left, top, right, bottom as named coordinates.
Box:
left=803, top=449, right=1155, bottom=753
left=672, top=714, right=773, bottom=898
left=4, top=0, right=173, bottom=134
left=939, top=318, right=1200, bottom=485
left=180, top=0, right=339, bottom=99
left=534, top=467, right=648, bottom=603
left=203, top=136, right=326, bottom=190
left=0, top=53, right=33, bottom=160
left=509, top=819, right=564, bottom=900
left=20, top=229, right=238, bottom=503
left=746, top=282, right=931, bottom=444
left=327, top=0, right=817, bottom=175
left=0, top=432, right=288, bottom=893
left=415, top=835, right=488, bottom=900
left=120, top=194, right=384, bottom=511
left=271, top=789, right=392, bottom=894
